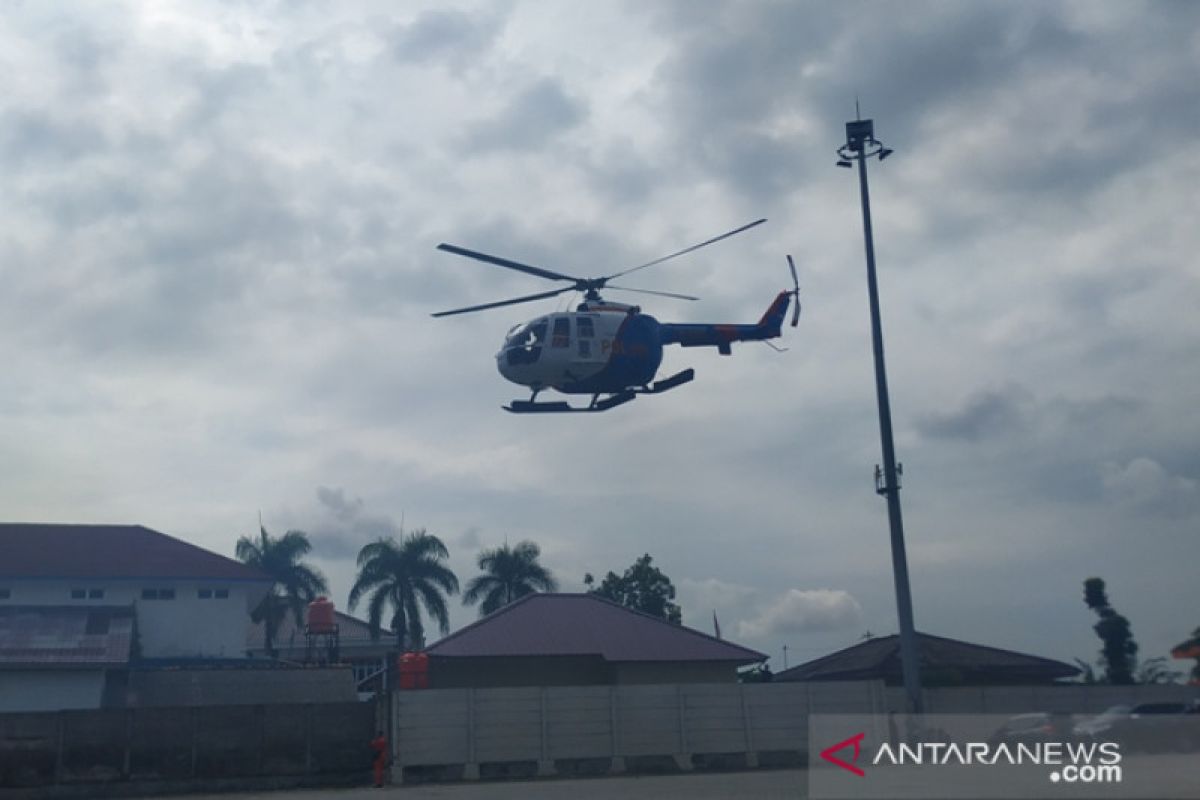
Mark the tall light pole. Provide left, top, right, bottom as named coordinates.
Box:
left=837, top=116, right=923, bottom=714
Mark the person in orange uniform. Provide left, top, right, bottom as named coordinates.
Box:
left=370, top=731, right=389, bottom=788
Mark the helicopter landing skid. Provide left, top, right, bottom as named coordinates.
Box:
left=504, top=369, right=695, bottom=414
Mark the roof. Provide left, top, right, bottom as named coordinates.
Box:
left=247, top=608, right=394, bottom=651
left=775, top=632, right=1080, bottom=684
left=1172, top=635, right=1200, bottom=660
left=0, top=524, right=270, bottom=582
left=0, top=605, right=134, bottom=668
left=426, top=593, right=765, bottom=664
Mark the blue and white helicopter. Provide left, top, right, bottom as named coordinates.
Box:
left=433, top=219, right=800, bottom=413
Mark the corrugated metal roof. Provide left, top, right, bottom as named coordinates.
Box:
left=0, top=606, right=134, bottom=667
left=0, top=523, right=270, bottom=582
left=426, top=593, right=765, bottom=664
left=775, top=632, right=1079, bottom=682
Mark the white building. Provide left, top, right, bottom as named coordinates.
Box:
left=0, top=523, right=271, bottom=711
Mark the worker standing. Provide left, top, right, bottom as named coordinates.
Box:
left=369, top=730, right=389, bottom=788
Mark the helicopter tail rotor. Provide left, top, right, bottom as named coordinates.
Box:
left=786, top=254, right=802, bottom=327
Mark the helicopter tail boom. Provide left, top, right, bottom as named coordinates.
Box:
left=659, top=292, right=792, bottom=355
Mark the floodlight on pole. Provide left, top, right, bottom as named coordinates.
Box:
left=836, top=115, right=924, bottom=715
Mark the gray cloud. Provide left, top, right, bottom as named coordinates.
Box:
left=459, top=77, right=586, bottom=154
left=390, top=8, right=505, bottom=68
left=738, top=589, right=863, bottom=640
left=917, top=384, right=1033, bottom=442
left=307, top=487, right=403, bottom=560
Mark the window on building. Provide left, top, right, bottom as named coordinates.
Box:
left=88, top=589, right=105, bottom=599
left=142, top=588, right=177, bottom=600
left=0, top=588, right=10, bottom=600
left=215, top=588, right=229, bottom=599
left=198, top=588, right=213, bottom=599
left=352, top=658, right=385, bottom=686
left=71, top=588, right=86, bottom=599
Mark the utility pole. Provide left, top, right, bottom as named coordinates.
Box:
left=837, top=115, right=923, bottom=714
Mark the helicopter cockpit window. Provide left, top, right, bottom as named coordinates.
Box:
left=551, top=317, right=570, bottom=348
left=577, top=317, right=595, bottom=338
left=505, top=320, right=546, bottom=366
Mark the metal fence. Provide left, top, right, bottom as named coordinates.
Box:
left=0, top=702, right=375, bottom=791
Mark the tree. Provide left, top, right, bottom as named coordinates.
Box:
left=1082, top=577, right=1138, bottom=685
left=586, top=553, right=681, bottom=623
left=236, top=525, right=328, bottom=657
left=349, top=529, right=459, bottom=651
left=463, top=540, right=558, bottom=617
left=1135, top=656, right=1182, bottom=685
left=1072, top=658, right=1098, bottom=685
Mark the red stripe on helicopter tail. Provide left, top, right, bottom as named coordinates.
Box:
left=757, top=292, right=790, bottom=327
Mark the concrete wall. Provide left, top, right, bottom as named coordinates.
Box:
left=391, top=680, right=1200, bottom=782
left=0, top=702, right=375, bottom=790
left=2, top=578, right=264, bottom=659
left=907, top=682, right=1200, bottom=714
left=0, top=672, right=106, bottom=713
left=392, top=680, right=883, bottom=779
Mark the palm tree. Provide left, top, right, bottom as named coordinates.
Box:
left=463, top=540, right=558, bottom=617
left=235, top=525, right=328, bottom=657
left=348, top=529, right=459, bottom=651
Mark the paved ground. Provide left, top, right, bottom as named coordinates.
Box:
left=161, top=769, right=808, bottom=800
left=152, top=753, right=1200, bottom=800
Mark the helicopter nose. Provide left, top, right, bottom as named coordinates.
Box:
left=495, top=348, right=512, bottom=381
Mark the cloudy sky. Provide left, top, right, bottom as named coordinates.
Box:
left=3, top=1, right=1198, bottom=674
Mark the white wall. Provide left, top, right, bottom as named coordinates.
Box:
left=0, top=578, right=265, bottom=658
left=392, top=681, right=881, bottom=769
left=392, top=681, right=1200, bottom=775
left=0, top=670, right=106, bottom=712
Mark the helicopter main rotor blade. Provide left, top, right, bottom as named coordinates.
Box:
left=437, top=243, right=579, bottom=284
left=608, top=218, right=767, bottom=280
left=606, top=284, right=700, bottom=301
left=431, top=286, right=576, bottom=318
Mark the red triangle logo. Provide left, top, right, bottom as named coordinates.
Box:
left=820, top=732, right=866, bottom=777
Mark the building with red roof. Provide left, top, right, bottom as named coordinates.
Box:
left=423, top=593, right=766, bottom=688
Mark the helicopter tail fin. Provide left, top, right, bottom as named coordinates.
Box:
left=754, top=291, right=792, bottom=339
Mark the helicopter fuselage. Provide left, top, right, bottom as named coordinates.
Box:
left=496, top=292, right=792, bottom=396
left=497, top=303, right=663, bottom=395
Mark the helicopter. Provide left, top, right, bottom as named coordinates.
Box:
left=432, top=218, right=801, bottom=413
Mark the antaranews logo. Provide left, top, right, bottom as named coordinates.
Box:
left=818, top=732, right=1122, bottom=786
left=820, top=733, right=867, bottom=777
